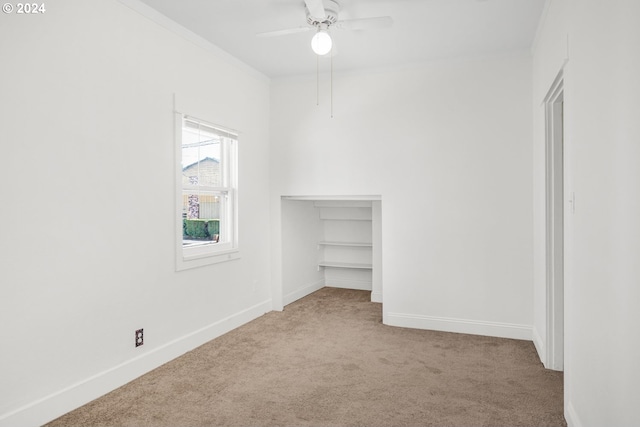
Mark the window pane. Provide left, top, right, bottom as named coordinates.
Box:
left=182, top=122, right=222, bottom=188
left=182, top=191, right=224, bottom=246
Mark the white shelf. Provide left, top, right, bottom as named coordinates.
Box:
left=318, top=261, right=373, bottom=270
left=320, top=218, right=372, bottom=221
left=318, top=241, right=372, bottom=247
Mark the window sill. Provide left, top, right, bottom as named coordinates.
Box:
left=176, top=248, right=240, bottom=271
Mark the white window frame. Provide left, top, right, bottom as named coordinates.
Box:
left=175, top=113, right=239, bottom=271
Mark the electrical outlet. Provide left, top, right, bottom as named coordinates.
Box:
left=135, top=329, right=144, bottom=347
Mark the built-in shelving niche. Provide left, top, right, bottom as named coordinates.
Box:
left=281, top=197, right=382, bottom=306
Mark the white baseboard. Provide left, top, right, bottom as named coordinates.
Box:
left=385, top=312, right=532, bottom=341
left=566, top=401, right=583, bottom=427
left=0, top=299, right=272, bottom=427
left=283, top=279, right=325, bottom=306
left=532, top=326, right=546, bottom=366
left=371, top=291, right=383, bottom=303
left=325, top=278, right=372, bottom=291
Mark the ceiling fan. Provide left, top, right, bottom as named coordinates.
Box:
left=257, top=0, right=393, bottom=55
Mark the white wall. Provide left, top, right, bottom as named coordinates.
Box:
left=533, top=0, right=640, bottom=425
left=531, top=0, right=569, bottom=367
left=270, top=54, right=534, bottom=340
left=0, top=1, right=271, bottom=425
left=281, top=199, right=324, bottom=305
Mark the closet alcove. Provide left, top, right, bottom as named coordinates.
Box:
left=281, top=196, right=382, bottom=306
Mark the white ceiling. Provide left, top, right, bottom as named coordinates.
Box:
left=137, top=0, right=546, bottom=78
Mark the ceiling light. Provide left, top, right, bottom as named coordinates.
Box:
left=311, top=30, right=332, bottom=55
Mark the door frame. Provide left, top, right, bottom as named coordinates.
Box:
left=544, top=71, right=565, bottom=371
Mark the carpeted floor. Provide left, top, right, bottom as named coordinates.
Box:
left=46, top=288, right=566, bottom=427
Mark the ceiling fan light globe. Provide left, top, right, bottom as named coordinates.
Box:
left=311, top=30, right=332, bottom=55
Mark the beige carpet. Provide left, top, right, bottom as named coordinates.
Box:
left=46, top=288, right=566, bottom=427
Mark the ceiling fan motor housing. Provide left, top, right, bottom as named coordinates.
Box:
left=306, top=0, right=339, bottom=27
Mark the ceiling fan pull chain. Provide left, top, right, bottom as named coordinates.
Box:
left=317, top=53, right=320, bottom=107
left=330, top=51, right=333, bottom=119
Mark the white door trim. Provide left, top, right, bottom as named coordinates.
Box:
left=544, top=71, right=565, bottom=371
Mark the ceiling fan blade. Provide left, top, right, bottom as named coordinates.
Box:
left=256, top=26, right=312, bottom=38
left=304, top=0, right=326, bottom=20
left=334, top=16, right=393, bottom=31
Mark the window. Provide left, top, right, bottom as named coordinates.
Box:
left=176, top=115, right=238, bottom=270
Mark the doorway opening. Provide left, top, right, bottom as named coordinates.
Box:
left=544, top=73, right=564, bottom=371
